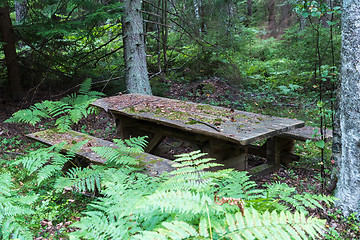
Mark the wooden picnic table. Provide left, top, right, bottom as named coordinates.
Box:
left=91, top=93, right=304, bottom=173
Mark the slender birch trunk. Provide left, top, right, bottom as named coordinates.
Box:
left=335, top=0, right=360, bottom=216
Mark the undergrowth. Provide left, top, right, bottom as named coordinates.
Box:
left=0, top=139, right=334, bottom=239
left=2, top=78, right=339, bottom=239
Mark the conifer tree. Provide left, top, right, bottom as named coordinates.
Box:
left=123, top=0, right=152, bottom=95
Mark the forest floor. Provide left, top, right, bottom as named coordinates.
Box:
left=0, top=78, right=358, bottom=239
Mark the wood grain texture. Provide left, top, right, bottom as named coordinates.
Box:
left=26, top=129, right=174, bottom=177
left=92, top=94, right=305, bottom=145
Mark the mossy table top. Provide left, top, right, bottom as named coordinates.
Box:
left=91, top=94, right=304, bottom=145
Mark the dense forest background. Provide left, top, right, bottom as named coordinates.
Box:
left=1, top=0, right=341, bottom=100
left=2, top=0, right=358, bottom=239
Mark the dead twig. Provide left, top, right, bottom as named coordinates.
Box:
left=189, top=117, right=222, bottom=132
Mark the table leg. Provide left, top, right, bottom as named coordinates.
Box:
left=115, top=116, right=137, bottom=139
left=115, top=116, right=165, bottom=153
left=206, top=139, right=248, bottom=171
left=145, top=134, right=165, bottom=153
left=266, top=136, right=295, bottom=166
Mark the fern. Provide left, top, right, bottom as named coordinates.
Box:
left=92, top=136, right=148, bottom=167
left=0, top=173, right=37, bottom=239
left=159, top=150, right=231, bottom=192
left=5, top=78, right=105, bottom=131
left=12, top=144, right=70, bottom=184
left=215, top=170, right=264, bottom=201
left=68, top=169, right=160, bottom=239
left=134, top=209, right=325, bottom=240
left=54, top=165, right=105, bottom=193
left=140, top=190, right=223, bottom=214
left=65, top=149, right=330, bottom=239
left=133, top=221, right=198, bottom=240
left=262, top=183, right=335, bottom=214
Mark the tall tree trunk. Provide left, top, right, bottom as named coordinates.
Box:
left=267, top=0, right=276, bottom=35
left=122, top=0, right=152, bottom=95
left=335, top=0, right=360, bottom=216
left=161, top=0, right=168, bottom=72
left=278, top=1, right=293, bottom=30
left=247, top=0, right=253, bottom=17
left=0, top=5, right=24, bottom=98
left=245, top=0, right=253, bottom=26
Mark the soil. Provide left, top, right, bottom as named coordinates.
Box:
left=0, top=78, right=356, bottom=239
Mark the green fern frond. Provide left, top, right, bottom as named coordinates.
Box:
left=216, top=170, right=264, bottom=201
left=221, top=209, right=325, bottom=239
left=69, top=210, right=135, bottom=240
left=174, top=150, right=208, bottom=161
left=159, top=170, right=228, bottom=192
left=91, top=136, right=148, bottom=167
left=13, top=145, right=60, bottom=174
left=2, top=218, right=33, bottom=240
left=141, top=190, right=222, bottom=214
left=171, top=151, right=228, bottom=177
left=158, top=151, right=230, bottom=192
left=4, top=108, right=50, bottom=125
left=134, top=209, right=325, bottom=240
left=78, top=78, right=105, bottom=98
left=49, top=101, right=72, bottom=117
left=0, top=172, right=13, bottom=196
left=5, top=78, right=104, bottom=131
left=92, top=146, right=140, bottom=166
left=120, top=136, right=148, bottom=151
left=9, top=194, right=38, bottom=205
left=79, top=78, right=92, bottom=95
left=263, top=183, right=335, bottom=214
left=12, top=144, right=69, bottom=184
left=88, top=90, right=106, bottom=99
left=55, top=115, right=74, bottom=131
left=0, top=202, right=34, bottom=217
left=0, top=173, right=37, bottom=239
left=134, top=221, right=199, bottom=240
left=36, top=164, right=63, bottom=185
left=54, top=166, right=105, bottom=193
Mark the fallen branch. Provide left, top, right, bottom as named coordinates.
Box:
left=189, top=117, right=222, bottom=132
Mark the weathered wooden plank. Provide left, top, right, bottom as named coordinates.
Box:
left=280, top=126, right=333, bottom=142
left=26, top=129, right=174, bottom=177
left=248, top=164, right=279, bottom=179
left=92, top=94, right=304, bottom=145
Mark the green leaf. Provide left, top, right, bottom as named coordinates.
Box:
left=326, top=20, right=337, bottom=26
left=315, top=140, right=325, bottom=149
left=317, top=101, right=325, bottom=108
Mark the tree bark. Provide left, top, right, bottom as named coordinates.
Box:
left=267, top=0, right=277, bottom=35
left=278, top=1, right=293, bottom=30
left=247, top=0, right=253, bottom=17
left=15, top=0, right=27, bottom=24
left=0, top=5, right=24, bottom=98
left=161, top=0, right=168, bottom=72
left=335, top=0, right=360, bottom=216
left=122, top=0, right=152, bottom=95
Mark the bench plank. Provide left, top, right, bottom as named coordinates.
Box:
left=26, top=129, right=174, bottom=177
left=280, top=126, right=333, bottom=142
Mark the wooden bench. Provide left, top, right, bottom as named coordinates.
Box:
left=280, top=126, right=333, bottom=142
left=247, top=126, right=333, bottom=172
left=26, top=129, right=174, bottom=177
